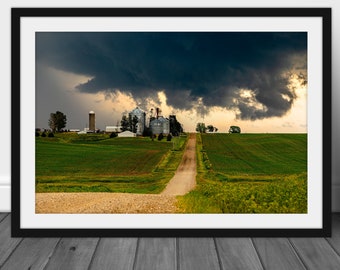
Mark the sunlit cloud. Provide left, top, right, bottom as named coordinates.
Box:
left=36, top=32, right=308, bottom=133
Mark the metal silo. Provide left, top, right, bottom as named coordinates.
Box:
left=150, top=118, right=163, bottom=135
left=150, top=116, right=169, bottom=135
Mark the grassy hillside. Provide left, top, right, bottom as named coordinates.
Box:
left=178, top=133, right=307, bottom=213
left=36, top=133, right=187, bottom=193
left=202, top=133, right=306, bottom=177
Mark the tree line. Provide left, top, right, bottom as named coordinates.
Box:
left=196, top=123, right=218, bottom=133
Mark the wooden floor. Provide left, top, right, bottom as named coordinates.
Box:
left=1, top=213, right=340, bottom=269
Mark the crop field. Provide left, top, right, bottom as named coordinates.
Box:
left=178, top=133, right=307, bottom=213
left=36, top=133, right=187, bottom=193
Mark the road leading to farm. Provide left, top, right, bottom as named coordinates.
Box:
left=161, top=133, right=197, bottom=195
left=36, top=134, right=197, bottom=214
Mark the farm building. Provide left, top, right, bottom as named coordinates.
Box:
left=105, top=126, right=122, bottom=133
left=150, top=116, right=170, bottom=135
left=118, top=131, right=136, bottom=137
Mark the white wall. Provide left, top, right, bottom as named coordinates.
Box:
left=1, top=0, right=339, bottom=211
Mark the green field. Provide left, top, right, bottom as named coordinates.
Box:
left=36, top=133, right=187, bottom=193
left=178, top=133, right=307, bottom=213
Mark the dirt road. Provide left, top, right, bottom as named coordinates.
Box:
left=36, top=134, right=197, bottom=214
left=161, top=133, right=197, bottom=195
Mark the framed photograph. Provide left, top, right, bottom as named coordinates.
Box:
left=12, top=8, right=331, bottom=237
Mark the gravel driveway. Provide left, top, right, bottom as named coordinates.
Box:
left=36, top=134, right=197, bottom=214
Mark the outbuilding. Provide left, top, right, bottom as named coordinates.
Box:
left=105, top=126, right=122, bottom=133
left=117, top=131, right=136, bottom=137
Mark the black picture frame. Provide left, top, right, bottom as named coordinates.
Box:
left=11, top=8, right=332, bottom=237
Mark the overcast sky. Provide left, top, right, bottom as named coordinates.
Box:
left=36, top=32, right=307, bottom=132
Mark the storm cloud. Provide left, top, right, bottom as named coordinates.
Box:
left=36, top=32, right=307, bottom=120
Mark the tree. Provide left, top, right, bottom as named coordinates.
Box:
left=196, top=123, right=206, bottom=133
left=142, top=127, right=152, bottom=137
left=110, top=132, right=118, bottom=138
left=167, top=133, right=172, bottom=141
left=229, top=126, right=241, bottom=133
left=48, top=111, right=67, bottom=132
left=207, top=125, right=218, bottom=133
left=169, top=115, right=183, bottom=136
left=158, top=133, right=164, bottom=141
left=129, top=115, right=139, bottom=133
left=120, top=115, right=130, bottom=131
left=120, top=114, right=139, bottom=133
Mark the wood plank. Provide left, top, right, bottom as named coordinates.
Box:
left=252, top=238, right=306, bottom=270
left=0, top=214, right=22, bottom=268
left=1, top=213, right=340, bottom=270
left=0, top=238, right=60, bottom=270
left=290, top=237, right=340, bottom=270
left=326, top=213, right=340, bottom=254
left=89, top=238, right=138, bottom=270
left=44, top=238, right=99, bottom=270
left=134, top=238, right=176, bottom=270
left=216, top=238, right=264, bottom=270
left=178, top=238, right=220, bottom=270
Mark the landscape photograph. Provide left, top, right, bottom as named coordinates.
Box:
left=35, top=31, right=308, bottom=214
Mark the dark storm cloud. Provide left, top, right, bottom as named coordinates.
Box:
left=36, top=32, right=307, bottom=120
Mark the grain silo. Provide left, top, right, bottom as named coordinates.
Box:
left=89, top=111, right=95, bottom=131
left=129, top=107, right=146, bottom=135
left=150, top=116, right=170, bottom=135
